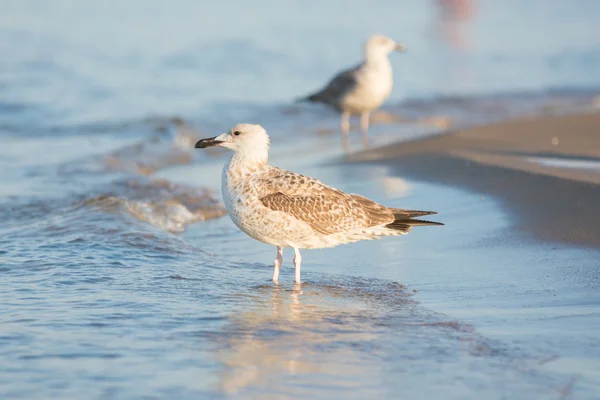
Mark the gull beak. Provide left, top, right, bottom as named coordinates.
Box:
left=395, top=43, right=407, bottom=52
left=195, top=132, right=231, bottom=149
left=195, top=136, right=224, bottom=149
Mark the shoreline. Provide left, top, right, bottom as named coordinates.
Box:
left=349, top=112, right=600, bottom=248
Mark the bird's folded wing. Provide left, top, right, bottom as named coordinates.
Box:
left=257, top=170, right=393, bottom=235
left=310, top=65, right=361, bottom=104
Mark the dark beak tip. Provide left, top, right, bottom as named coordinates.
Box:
left=194, top=138, right=223, bottom=149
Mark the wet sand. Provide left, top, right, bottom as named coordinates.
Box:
left=349, top=112, right=600, bottom=247
left=343, top=111, right=600, bottom=398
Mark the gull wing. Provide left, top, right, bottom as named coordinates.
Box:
left=257, top=168, right=394, bottom=235
left=302, top=65, right=361, bottom=109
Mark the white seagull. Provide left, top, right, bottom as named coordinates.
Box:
left=195, top=124, right=442, bottom=284
left=300, top=34, right=407, bottom=146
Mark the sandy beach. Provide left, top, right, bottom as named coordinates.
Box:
left=350, top=112, right=600, bottom=247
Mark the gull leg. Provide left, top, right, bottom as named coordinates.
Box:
left=293, top=247, right=302, bottom=284
left=360, top=112, right=370, bottom=147
left=340, top=111, right=351, bottom=135
left=340, top=111, right=350, bottom=151
left=272, top=246, right=283, bottom=284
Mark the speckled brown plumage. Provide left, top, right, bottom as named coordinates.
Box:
left=259, top=171, right=399, bottom=235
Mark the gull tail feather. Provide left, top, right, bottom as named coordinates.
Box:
left=296, top=91, right=325, bottom=104
left=386, top=215, right=444, bottom=233
left=392, top=209, right=438, bottom=219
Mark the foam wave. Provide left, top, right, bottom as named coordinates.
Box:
left=84, top=178, right=226, bottom=233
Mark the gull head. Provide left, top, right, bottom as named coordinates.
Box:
left=195, top=123, right=270, bottom=161
left=364, top=34, right=406, bottom=61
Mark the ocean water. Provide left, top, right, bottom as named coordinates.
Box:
left=2, top=0, right=600, bottom=398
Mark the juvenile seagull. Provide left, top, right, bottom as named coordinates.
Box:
left=195, top=124, right=442, bottom=284
left=300, top=34, right=407, bottom=145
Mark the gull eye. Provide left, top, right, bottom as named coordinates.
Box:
left=233, top=130, right=241, bottom=136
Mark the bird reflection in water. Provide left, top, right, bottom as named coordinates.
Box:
left=214, top=283, right=389, bottom=397
left=434, top=0, right=476, bottom=52
left=431, top=0, right=477, bottom=95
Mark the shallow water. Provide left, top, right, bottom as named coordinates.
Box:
left=2, top=1, right=600, bottom=399
left=528, top=156, right=600, bottom=173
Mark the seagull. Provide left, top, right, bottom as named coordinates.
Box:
left=300, top=34, right=407, bottom=146
left=195, top=124, right=442, bottom=284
